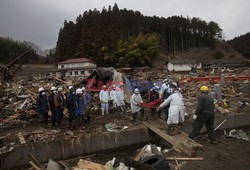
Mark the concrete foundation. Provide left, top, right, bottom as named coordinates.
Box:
left=182, top=112, right=250, bottom=133
left=1, top=112, right=250, bottom=169
left=0, top=126, right=153, bottom=170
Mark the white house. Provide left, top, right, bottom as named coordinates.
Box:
left=166, top=59, right=202, bottom=72
left=57, top=58, right=97, bottom=77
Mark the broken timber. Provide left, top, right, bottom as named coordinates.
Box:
left=142, top=120, right=202, bottom=157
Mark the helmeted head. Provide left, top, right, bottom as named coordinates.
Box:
left=58, top=87, right=63, bottom=92
left=112, top=84, right=116, bottom=90
left=134, top=88, right=140, bottom=94
left=200, top=86, right=209, bottom=92
left=76, top=88, right=83, bottom=95
left=38, top=87, right=45, bottom=93
left=51, top=86, right=56, bottom=91
left=68, top=86, right=73, bottom=90
left=102, top=85, right=106, bottom=90
left=38, top=87, right=46, bottom=95
left=82, top=87, right=86, bottom=92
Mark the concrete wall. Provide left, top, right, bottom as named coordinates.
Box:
left=182, top=112, right=250, bottom=134
left=0, top=126, right=152, bottom=169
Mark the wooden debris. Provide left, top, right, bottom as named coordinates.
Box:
left=166, top=157, right=203, bottom=161
left=29, top=161, right=40, bottom=170
left=75, top=159, right=108, bottom=170
left=142, top=121, right=198, bottom=157
left=174, top=157, right=180, bottom=170
left=18, top=132, right=26, bottom=144
left=28, top=153, right=44, bottom=169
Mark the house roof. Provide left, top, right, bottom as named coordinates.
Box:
left=58, top=58, right=95, bottom=64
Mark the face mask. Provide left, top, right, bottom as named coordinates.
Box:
left=41, top=92, right=46, bottom=95
left=53, top=90, right=57, bottom=94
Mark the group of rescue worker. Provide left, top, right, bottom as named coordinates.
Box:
left=36, top=79, right=217, bottom=144
left=36, top=86, right=92, bottom=129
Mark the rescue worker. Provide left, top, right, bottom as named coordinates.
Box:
left=36, top=87, right=49, bottom=128
left=189, top=86, right=217, bottom=144
left=54, top=87, right=65, bottom=127
left=75, top=88, right=84, bottom=126
left=157, top=83, right=185, bottom=135
left=160, top=79, right=169, bottom=97
left=130, top=88, right=144, bottom=122
left=99, top=85, right=109, bottom=115
left=82, top=87, right=92, bottom=123
left=110, top=84, right=117, bottom=112
left=161, top=86, right=171, bottom=122
left=66, top=86, right=76, bottom=125
left=116, top=83, right=126, bottom=115
left=48, top=86, right=57, bottom=126
left=148, top=83, right=160, bottom=117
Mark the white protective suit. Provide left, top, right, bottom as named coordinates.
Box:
left=99, top=90, right=110, bottom=114
left=130, top=93, right=143, bottom=113
left=110, top=89, right=117, bottom=107
left=115, top=87, right=125, bottom=107
left=99, top=90, right=109, bottom=102
left=159, top=91, right=185, bottom=124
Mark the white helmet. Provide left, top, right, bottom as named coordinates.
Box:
left=102, top=85, right=106, bottom=89
left=172, top=82, right=178, bottom=87
left=38, top=87, right=45, bottom=92
left=76, top=88, right=83, bottom=94
left=51, top=86, right=56, bottom=91
left=113, top=84, right=116, bottom=88
left=134, top=88, right=140, bottom=93
left=68, top=86, right=73, bottom=90
left=58, top=87, right=63, bottom=92
left=82, top=87, right=86, bottom=92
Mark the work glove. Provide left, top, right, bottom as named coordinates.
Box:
left=193, top=114, right=197, bottom=120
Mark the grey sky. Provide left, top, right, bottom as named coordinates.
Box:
left=0, top=0, right=249, bottom=50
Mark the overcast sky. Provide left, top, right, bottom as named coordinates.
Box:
left=0, top=0, right=249, bottom=50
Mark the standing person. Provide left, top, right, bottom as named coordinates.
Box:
left=82, top=87, right=92, bottom=123
left=66, top=86, right=76, bottom=126
left=110, top=84, right=117, bottom=113
left=130, top=88, right=144, bottom=122
left=160, top=79, right=169, bottom=97
left=36, top=87, right=49, bottom=128
left=48, top=86, right=57, bottom=126
left=75, top=88, right=84, bottom=126
left=157, top=83, right=185, bottom=135
left=54, top=87, right=65, bottom=127
left=189, top=86, right=217, bottom=144
left=116, top=83, right=126, bottom=115
left=161, top=87, right=172, bottom=122
left=99, top=85, right=109, bottom=115
left=148, top=83, right=160, bottom=117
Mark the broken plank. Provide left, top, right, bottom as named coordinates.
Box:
left=142, top=121, right=196, bottom=157
left=166, top=157, right=203, bottom=161
left=18, top=132, right=26, bottom=144
left=29, top=161, right=40, bottom=170
left=28, top=153, right=44, bottom=169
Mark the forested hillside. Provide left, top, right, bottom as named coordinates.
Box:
left=0, top=37, right=42, bottom=64
left=56, top=3, right=223, bottom=66
left=228, top=32, right=250, bottom=59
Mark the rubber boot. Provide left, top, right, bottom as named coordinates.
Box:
left=132, top=114, right=137, bottom=123
left=177, top=123, right=182, bottom=134
left=166, top=125, right=174, bottom=136
left=173, top=124, right=179, bottom=135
